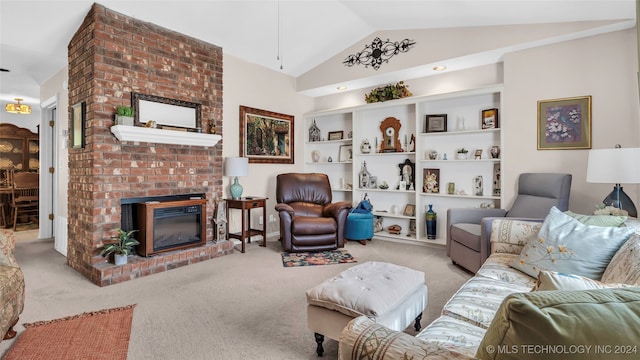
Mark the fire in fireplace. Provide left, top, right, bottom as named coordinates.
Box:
left=135, top=198, right=207, bottom=256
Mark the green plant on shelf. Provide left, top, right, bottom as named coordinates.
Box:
left=116, top=106, right=134, bottom=117
left=364, top=81, right=412, bottom=104
left=457, top=148, right=469, bottom=154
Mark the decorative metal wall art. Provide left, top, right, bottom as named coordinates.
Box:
left=343, top=37, right=415, bottom=70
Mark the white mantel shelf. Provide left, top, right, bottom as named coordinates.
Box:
left=111, top=125, right=222, bottom=147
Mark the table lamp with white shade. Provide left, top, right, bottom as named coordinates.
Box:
left=224, top=157, right=249, bottom=199
left=586, top=146, right=640, bottom=217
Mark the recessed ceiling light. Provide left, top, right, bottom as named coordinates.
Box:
left=336, top=86, right=347, bottom=91
left=433, top=65, right=447, bottom=71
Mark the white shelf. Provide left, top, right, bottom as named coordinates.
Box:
left=359, top=151, right=416, bottom=157
left=305, top=161, right=352, bottom=165
left=305, top=84, right=504, bottom=250
left=419, top=193, right=500, bottom=200
left=372, top=211, right=415, bottom=220
left=420, top=128, right=500, bottom=137
left=111, top=125, right=221, bottom=147
left=306, top=139, right=352, bottom=145
left=419, top=159, right=500, bottom=163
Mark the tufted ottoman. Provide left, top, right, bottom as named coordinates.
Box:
left=306, top=261, right=428, bottom=356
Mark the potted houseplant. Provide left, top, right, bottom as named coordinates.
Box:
left=100, top=228, right=139, bottom=265
left=115, top=106, right=134, bottom=126
left=456, top=148, right=469, bottom=160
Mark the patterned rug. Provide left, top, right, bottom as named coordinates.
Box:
left=4, top=304, right=136, bottom=360
left=282, top=249, right=357, bottom=267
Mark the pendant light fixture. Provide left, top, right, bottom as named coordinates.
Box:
left=277, top=0, right=283, bottom=70
left=5, top=98, right=32, bottom=115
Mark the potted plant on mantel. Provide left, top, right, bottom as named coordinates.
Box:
left=100, top=228, right=139, bottom=266
left=115, top=106, right=134, bottom=126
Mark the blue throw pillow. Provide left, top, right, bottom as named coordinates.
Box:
left=511, top=207, right=635, bottom=280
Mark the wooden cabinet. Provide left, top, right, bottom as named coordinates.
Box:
left=304, top=84, right=503, bottom=247
left=0, top=124, right=39, bottom=185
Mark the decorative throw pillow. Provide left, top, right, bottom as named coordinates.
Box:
left=476, top=288, right=640, bottom=360
left=510, top=207, right=635, bottom=279
left=532, top=270, right=633, bottom=291
left=489, top=219, right=542, bottom=255
left=601, top=233, right=640, bottom=285
left=564, top=210, right=627, bottom=227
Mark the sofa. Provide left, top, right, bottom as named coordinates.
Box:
left=339, top=208, right=640, bottom=360
left=0, top=229, right=25, bottom=340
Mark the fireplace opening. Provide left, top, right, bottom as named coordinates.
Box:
left=122, top=195, right=207, bottom=257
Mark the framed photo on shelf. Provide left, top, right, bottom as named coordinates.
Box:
left=474, top=149, right=483, bottom=159
left=425, top=114, right=447, bottom=133
left=328, top=131, right=344, bottom=141
left=240, top=105, right=294, bottom=164
left=369, top=176, right=378, bottom=188
left=338, top=145, right=353, bottom=162
left=481, top=108, right=499, bottom=129
left=403, top=204, right=416, bottom=217
left=537, top=96, right=591, bottom=150
left=423, top=168, right=440, bottom=193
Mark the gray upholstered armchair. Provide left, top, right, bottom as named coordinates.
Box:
left=275, top=173, right=352, bottom=252
left=447, top=173, right=572, bottom=273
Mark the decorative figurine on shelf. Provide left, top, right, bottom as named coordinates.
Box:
left=428, top=150, right=438, bottom=160
left=425, top=204, right=437, bottom=240
left=360, top=139, right=372, bottom=154
left=443, top=153, right=448, bottom=160
left=490, top=145, right=501, bottom=159
left=213, top=200, right=227, bottom=242
left=359, top=161, right=372, bottom=189
left=410, top=134, right=416, bottom=152
left=327, top=156, right=333, bottom=163
left=474, top=175, right=484, bottom=196
left=309, top=119, right=321, bottom=142
left=379, top=117, right=403, bottom=152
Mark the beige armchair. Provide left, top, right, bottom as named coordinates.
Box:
left=0, top=229, right=25, bottom=340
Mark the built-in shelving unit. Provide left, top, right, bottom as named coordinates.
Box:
left=304, top=84, right=504, bottom=247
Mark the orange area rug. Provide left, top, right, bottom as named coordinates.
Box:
left=4, top=304, right=136, bottom=360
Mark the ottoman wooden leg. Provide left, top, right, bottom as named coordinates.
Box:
left=414, top=312, right=423, bottom=331
left=314, top=332, right=324, bottom=356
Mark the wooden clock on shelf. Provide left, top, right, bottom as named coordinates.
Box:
left=379, top=117, right=403, bottom=153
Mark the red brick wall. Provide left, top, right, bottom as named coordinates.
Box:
left=67, top=3, right=229, bottom=286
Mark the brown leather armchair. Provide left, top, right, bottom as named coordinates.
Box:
left=275, top=173, right=352, bottom=252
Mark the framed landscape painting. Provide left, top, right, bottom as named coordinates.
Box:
left=537, top=96, right=591, bottom=150
left=240, top=106, right=294, bottom=164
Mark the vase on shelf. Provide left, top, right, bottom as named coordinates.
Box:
left=311, top=150, right=321, bottom=162
left=425, top=204, right=437, bottom=240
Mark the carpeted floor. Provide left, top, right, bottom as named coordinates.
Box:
left=0, top=236, right=471, bottom=359
left=4, top=305, right=135, bottom=360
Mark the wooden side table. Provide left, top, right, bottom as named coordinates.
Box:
left=225, top=197, right=268, bottom=253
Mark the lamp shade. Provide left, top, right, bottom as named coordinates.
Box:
left=224, top=157, right=248, bottom=177
left=586, top=148, right=640, bottom=184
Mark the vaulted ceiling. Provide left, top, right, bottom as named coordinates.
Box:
left=0, top=0, right=636, bottom=107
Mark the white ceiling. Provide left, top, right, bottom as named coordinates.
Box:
left=0, top=0, right=636, bottom=108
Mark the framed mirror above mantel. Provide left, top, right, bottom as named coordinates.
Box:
left=132, top=92, right=202, bottom=131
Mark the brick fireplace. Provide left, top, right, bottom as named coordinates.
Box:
left=67, top=4, right=231, bottom=286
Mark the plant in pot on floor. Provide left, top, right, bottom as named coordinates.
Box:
left=100, top=228, right=139, bottom=265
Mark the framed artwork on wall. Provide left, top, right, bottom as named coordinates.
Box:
left=423, top=168, right=440, bottom=193
left=537, top=96, right=591, bottom=150
left=240, top=105, right=294, bottom=164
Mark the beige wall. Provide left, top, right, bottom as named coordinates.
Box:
left=313, top=28, right=639, bottom=215
left=504, top=28, right=639, bottom=213
left=222, top=54, right=314, bottom=233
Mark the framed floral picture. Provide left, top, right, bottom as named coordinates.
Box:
left=537, top=96, right=591, bottom=150
left=240, top=105, right=294, bottom=163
